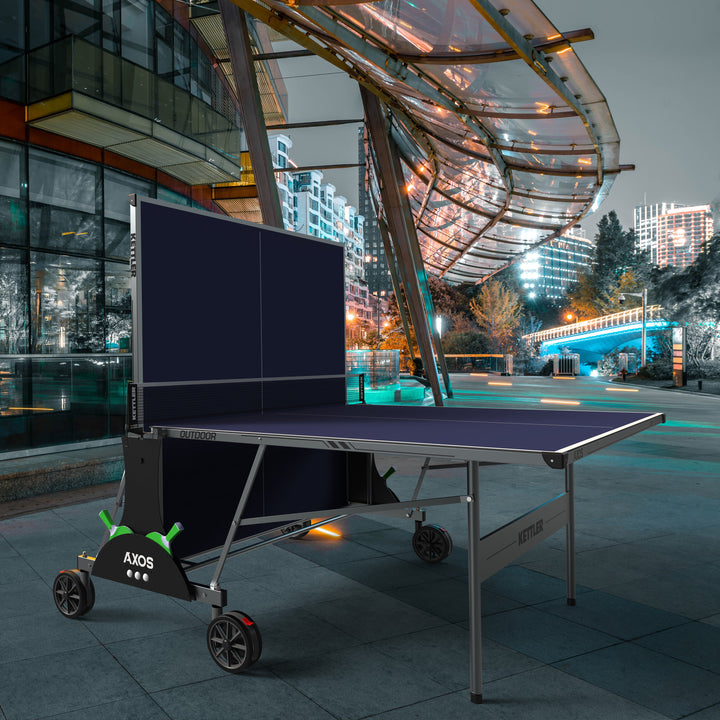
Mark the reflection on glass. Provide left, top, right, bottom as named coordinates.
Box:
left=30, top=252, right=103, bottom=354
left=0, top=247, right=29, bottom=354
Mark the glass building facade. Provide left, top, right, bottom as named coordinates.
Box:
left=0, top=0, right=245, bottom=454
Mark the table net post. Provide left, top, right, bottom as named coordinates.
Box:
left=467, top=460, right=483, bottom=703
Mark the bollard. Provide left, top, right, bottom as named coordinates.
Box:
left=698, top=380, right=703, bottom=391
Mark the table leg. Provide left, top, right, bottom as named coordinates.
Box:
left=565, top=463, right=576, bottom=606
left=467, top=460, right=483, bottom=703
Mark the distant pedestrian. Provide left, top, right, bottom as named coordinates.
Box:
left=621, top=367, right=627, bottom=382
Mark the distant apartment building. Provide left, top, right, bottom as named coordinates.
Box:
left=268, top=135, right=370, bottom=329
left=268, top=133, right=296, bottom=232
left=656, top=205, right=714, bottom=269
left=634, top=202, right=685, bottom=264
left=518, top=228, right=592, bottom=300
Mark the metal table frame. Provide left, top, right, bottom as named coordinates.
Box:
left=77, top=407, right=660, bottom=703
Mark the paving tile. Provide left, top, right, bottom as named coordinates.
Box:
left=386, top=577, right=469, bottom=623
left=249, top=564, right=376, bottom=605
left=370, top=623, right=542, bottom=690
left=226, top=543, right=322, bottom=579
left=0, top=532, right=19, bottom=558
left=42, top=694, right=170, bottom=720
left=635, top=621, right=720, bottom=674
left=481, top=565, right=586, bottom=605
left=700, top=614, right=720, bottom=628
left=278, top=534, right=385, bottom=565
left=351, top=526, right=417, bottom=554
left=681, top=703, right=720, bottom=719
left=555, top=642, right=720, bottom=718
left=362, top=690, right=501, bottom=720
left=472, top=665, right=670, bottom=720
left=0, top=554, right=42, bottom=586
left=248, top=606, right=363, bottom=666
left=271, top=643, right=451, bottom=719
left=326, top=554, right=459, bottom=592
left=79, top=592, right=203, bottom=644
left=0, top=608, right=99, bottom=665
left=0, top=646, right=145, bottom=720
left=535, top=590, right=690, bottom=640
left=105, top=626, right=226, bottom=692
left=368, top=666, right=672, bottom=719
left=305, top=587, right=446, bottom=642
left=152, top=671, right=336, bottom=720
left=0, top=575, right=60, bottom=619
left=482, top=607, right=620, bottom=663
left=604, top=563, right=720, bottom=619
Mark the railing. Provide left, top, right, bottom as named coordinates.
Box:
left=523, top=305, right=664, bottom=345
left=0, top=354, right=131, bottom=453
left=26, top=36, right=242, bottom=165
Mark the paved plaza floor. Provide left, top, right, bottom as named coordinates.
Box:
left=1, top=376, right=719, bottom=720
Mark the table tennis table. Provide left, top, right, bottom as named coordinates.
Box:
left=52, top=198, right=664, bottom=703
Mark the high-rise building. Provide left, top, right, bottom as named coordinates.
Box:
left=634, top=202, right=685, bottom=264
left=358, top=127, right=393, bottom=298
left=518, top=228, right=592, bottom=300
left=290, top=167, right=370, bottom=328
left=656, top=205, right=714, bottom=269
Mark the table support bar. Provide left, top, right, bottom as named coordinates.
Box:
left=210, top=444, right=266, bottom=590
left=467, top=460, right=483, bottom=703
left=565, top=463, right=576, bottom=605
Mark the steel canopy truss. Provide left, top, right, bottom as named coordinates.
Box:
left=228, top=0, right=623, bottom=285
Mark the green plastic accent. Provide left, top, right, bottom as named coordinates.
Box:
left=382, top=466, right=396, bottom=480
left=145, top=522, right=183, bottom=555
left=99, top=510, right=133, bottom=540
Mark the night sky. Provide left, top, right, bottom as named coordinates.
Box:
left=274, top=0, right=720, bottom=237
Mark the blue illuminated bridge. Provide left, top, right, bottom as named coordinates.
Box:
left=522, top=305, right=670, bottom=372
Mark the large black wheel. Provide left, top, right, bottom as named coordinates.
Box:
left=412, top=524, right=453, bottom=563
left=207, top=611, right=262, bottom=673
left=53, top=570, right=93, bottom=618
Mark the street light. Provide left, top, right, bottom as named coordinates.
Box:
left=618, top=289, right=647, bottom=366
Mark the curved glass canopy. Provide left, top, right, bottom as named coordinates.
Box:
left=231, top=0, right=622, bottom=284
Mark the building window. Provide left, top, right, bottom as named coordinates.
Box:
left=0, top=247, right=29, bottom=353
left=0, top=139, right=26, bottom=247
left=29, top=149, right=102, bottom=255
left=30, top=251, right=104, bottom=353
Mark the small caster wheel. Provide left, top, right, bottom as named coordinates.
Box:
left=53, top=570, right=93, bottom=618
left=412, top=524, right=453, bottom=563
left=281, top=520, right=311, bottom=539
left=207, top=611, right=262, bottom=673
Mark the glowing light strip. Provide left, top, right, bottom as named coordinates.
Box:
left=311, top=526, right=341, bottom=538
left=540, top=320, right=668, bottom=346
left=8, top=406, right=55, bottom=411
left=540, top=398, right=580, bottom=406
left=470, top=373, right=489, bottom=376
left=605, top=387, right=639, bottom=392
left=488, top=381, right=512, bottom=386
left=552, top=376, right=575, bottom=380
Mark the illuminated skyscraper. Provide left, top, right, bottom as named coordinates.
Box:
left=656, top=205, right=713, bottom=269
left=634, top=202, right=685, bottom=264
left=518, top=229, right=592, bottom=300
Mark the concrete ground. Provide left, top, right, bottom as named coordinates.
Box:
left=1, top=375, right=719, bottom=720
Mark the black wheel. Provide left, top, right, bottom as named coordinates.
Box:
left=207, top=611, right=261, bottom=673
left=412, top=524, right=453, bottom=563
left=53, top=570, right=90, bottom=618
left=84, top=575, right=96, bottom=613
left=227, top=611, right=262, bottom=664
left=281, top=520, right=311, bottom=539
